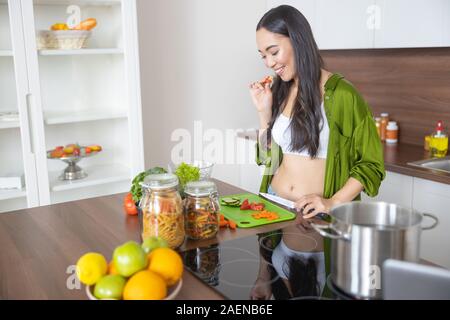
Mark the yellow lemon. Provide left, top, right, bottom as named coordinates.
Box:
left=148, top=248, right=183, bottom=286
left=76, top=252, right=108, bottom=285
left=123, top=270, right=167, bottom=300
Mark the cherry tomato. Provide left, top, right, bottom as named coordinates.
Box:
left=123, top=193, right=138, bottom=215
left=124, top=201, right=138, bottom=215
left=125, top=193, right=133, bottom=202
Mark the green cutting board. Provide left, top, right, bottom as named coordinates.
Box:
left=219, top=193, right=296, bottom=228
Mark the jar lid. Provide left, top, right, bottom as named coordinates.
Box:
left=140, top=173, right=179, bottom=190
left=381, top=112, right=389, bottom=117
left=184, top=180, right=217, bottom=197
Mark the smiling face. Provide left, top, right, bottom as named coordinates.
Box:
left=256, top=27, right=297, bottom=82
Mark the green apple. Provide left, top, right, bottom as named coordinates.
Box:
left=113, top=241, right=147, bottom=277
left=141, top=236, right=169, bottom=254
left=94, top=275, right=126, bottom=299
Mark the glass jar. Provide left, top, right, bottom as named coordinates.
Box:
left=139, top=173, right=185, bottom=249
left=374, top=117, right=381, bottom=138
left=386, top=121, right=398, bottom=144
left=183, top=180, right=220, bottom=240
left=380, top=113, right=389, bottom=142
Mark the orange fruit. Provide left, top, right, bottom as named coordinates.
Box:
left=123, top=270, right=167, bottom=300
left=108, top=260, right=119, bottom=275
left=148, top=248, right=183, bottom=286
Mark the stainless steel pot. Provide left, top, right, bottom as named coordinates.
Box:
left=311, top=201, right=438, bottom=299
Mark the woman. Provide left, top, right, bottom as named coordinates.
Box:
left=248, top=5, right=385, bottom=299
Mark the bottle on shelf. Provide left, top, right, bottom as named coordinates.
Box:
left=429, top=120, right=448, bottom=158
left=374, top=117, right=381, bottom=138
left=386, top=121, right=398, bottom=144
left=380, top=113, right=389, bottom=142
left=424, top=135, right=431, bottom=151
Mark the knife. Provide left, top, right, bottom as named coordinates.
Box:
left=259, top=192, right=296, bottom=209
left=259, top=192, right=328, bottom=220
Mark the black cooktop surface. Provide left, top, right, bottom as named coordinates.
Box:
left=181, top=234, right=343, bottom=300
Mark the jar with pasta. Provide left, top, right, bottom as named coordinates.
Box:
left=139, top=173, right=185, bottom=249
left=183, top=180, right=220, bottom=240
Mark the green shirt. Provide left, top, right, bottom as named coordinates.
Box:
left=255, top=73, right=386, bottom=199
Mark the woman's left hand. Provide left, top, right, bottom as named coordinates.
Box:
left=294, top=194, right=338, bottom=219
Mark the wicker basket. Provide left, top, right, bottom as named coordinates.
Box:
left=37, top=30, right=92, bottom=50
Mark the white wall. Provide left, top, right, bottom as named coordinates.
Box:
left=136, top=0, right=267, bottom=186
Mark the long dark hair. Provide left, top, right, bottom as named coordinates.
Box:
left=257, top=5, right=324, bottom=157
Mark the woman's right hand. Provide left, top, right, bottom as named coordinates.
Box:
left=249, top=277, right=272, bottom=300
left=249, top=80, right=273, bottom=116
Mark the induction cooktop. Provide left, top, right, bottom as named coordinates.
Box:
left=180, top=233, right=340, bottom=300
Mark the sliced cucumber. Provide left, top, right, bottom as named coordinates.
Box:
left=220, top=197, right=241, bottom=207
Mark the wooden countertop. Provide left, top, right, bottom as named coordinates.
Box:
left=0, top=179, right=294, bottom=300
left=237, top=131, right=450, bottom=185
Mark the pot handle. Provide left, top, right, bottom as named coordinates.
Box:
left=421, top=213, right=439, bottom=231
left=311, top=223, right=351, bottom=241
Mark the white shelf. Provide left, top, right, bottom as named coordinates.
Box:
left=0, top=120, right=20, bottom=129
left=49, top=163, right=130, bottom=192
left=0, top=189, right=26, bottom=201
left=34, top=0, right=121, bottom=5
left=0, top=50, right=13, bottom=57
left=44, top=109, right=127, bottom=125
left=38, top=48, right=123, bottom=56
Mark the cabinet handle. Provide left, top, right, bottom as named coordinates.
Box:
left=25, top=93, right=35, bottom=155
left=421, top=213, right=439, bottom=231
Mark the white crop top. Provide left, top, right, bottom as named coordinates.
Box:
left=272, top=102, right=329, bottom=159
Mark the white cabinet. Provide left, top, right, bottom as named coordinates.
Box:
left=267, top=0, right=450, bottom=49
left=374, top=0, right=449, bottom=48
left=361, top=171, right=413, bottom=208
left=0, top=0, right=144, bottom=213
left=315, top=0, right=375, bottom=49
left=412, top=178, right=450, bottom=269
left=267, top=0, right=375, bottom=49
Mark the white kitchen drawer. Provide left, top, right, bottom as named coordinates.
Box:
left=361, top=171, right=413, bottom=208
left=413, top=177, right=450, bottom=269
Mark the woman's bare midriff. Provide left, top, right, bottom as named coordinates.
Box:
left=270, top=154, right=326, bottom=252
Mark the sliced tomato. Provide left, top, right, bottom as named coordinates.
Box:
left=240, top=199, right=251, bottom=210
left=251, top=203, right=265, bottom=211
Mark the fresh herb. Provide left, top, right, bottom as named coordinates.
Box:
left=175, top=162, right=200, bottom=189
left=130, top=166, right=167, bottom=203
